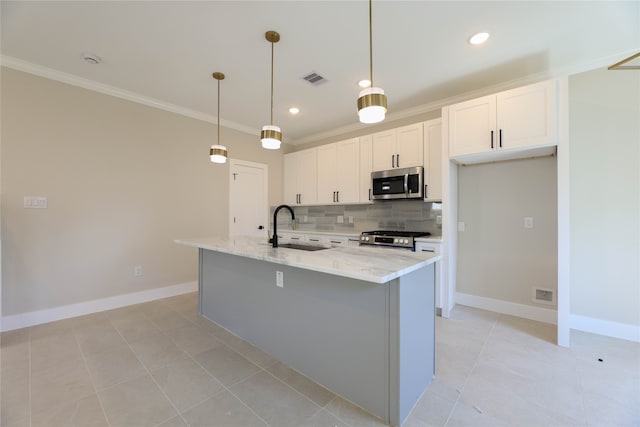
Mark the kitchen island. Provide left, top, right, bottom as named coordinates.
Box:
left=176, top=236, right=440, bottom=426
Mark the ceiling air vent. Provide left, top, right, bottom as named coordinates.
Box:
left=302, top=72, right=328, bottom=85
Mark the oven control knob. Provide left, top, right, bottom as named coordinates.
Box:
left=404, top=239, right=409, bottom=244
left=393, top=238, right=398, bottom=243
left=365, top=237, right=370, bottom=241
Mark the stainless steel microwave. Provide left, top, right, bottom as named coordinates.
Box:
left=371, top=166, right=424, bottom=200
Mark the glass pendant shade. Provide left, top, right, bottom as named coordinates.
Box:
left=357, top=87, right=387, bottom=124
left=210, top=144, right=228, bottom=163
left=261, top=125, right=282, bottom=150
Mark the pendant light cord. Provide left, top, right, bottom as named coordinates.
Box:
left=270, top=40, right=274, bottom=125
left=217, top=78, right=221, bottom=144
left=369, top=0, right=373, bottom=87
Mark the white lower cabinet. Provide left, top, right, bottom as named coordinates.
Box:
left=415, top=241, right=443, bottom=312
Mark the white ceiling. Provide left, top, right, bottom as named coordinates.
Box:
left=2, top=1, right=639, bottom=144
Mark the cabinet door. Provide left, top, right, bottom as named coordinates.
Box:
left=335, top=138, right=360, bottom=204
left=297, top=148, right=317, bottom=205
left=497, top=80, right=557, bottom=150
left=316, top=143, right=337, bottom=204
left=372, top=129, right=397, bottom=171
left=448, top=95, right=496, bottom=157
left=423, top=119, right=443, bottom=202
left=283, top=152, right=299, bottom=205
left=396, top=123, right=424, bottom=168
left=359, top=135, right=373, bottom=203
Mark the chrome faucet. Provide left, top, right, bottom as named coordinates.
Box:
left=270, top=204, right=296, bottom=248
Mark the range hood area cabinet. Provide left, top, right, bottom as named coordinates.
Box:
left=372, top=123, right=424, bottom=171
left=447, top=79, right=558, bottom=165
left=316, top=138, right=360, bottom=204
left=284, top=148, right=317, bottom=205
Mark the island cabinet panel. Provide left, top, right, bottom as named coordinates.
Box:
left=198, top=248, right=435, bottom=426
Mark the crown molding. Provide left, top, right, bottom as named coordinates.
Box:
left=1, top=55, right=260, bottom=137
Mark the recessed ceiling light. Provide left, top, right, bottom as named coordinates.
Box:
left=82, top=53, right=101, bottom=64
left=289, top=107, right=300, bottom=114
left=358, top=79, right=371, bottom=88
left=469, top=32, right=490, bottom=45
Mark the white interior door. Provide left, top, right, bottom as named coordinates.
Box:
left=229, top=160, right=268, bottom=238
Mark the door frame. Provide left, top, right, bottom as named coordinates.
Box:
left=228, top=159, right=269, bottom=238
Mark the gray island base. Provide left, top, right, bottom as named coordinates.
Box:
left=195, top=245, right=436, bottom=426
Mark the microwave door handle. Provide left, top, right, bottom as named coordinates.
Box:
left=404, top=174, right=409, bottom=196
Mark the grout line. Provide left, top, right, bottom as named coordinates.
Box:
left=442, top=311, right=498, bottom=427
left=71, top=326, right=112, bottom=427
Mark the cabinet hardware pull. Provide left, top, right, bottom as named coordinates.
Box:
left=424, top=184, right=428, bottom=198
left=396, top=154, right=399, bottom=167
left=336, top=191, right=339, bottom=202
left=499, top=129, right=502, bottom=148
left=330, top=240, right=341, bottom=244
left=369, top=188, right=372, bottom=201
left=391, top=155, right=395, bottom=168
left=491, top=130, right=494, bottom=149
left=309, top=238, right=320, bottom=242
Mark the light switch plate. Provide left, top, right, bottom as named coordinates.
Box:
left=524, top=217, right=534, bottom=229
left=24, top=196, right=48, bottom=209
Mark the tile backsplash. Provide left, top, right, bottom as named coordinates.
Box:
left=270, top=201, right=442, bottom=236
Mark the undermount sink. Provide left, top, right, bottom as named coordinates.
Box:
left=277, top=243, right=329, bottom=251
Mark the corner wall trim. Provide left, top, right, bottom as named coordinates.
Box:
left=1, top=281, right=198, bottom=332
left=570, top=314, right=640, bottom=343
left=455, top=292, right=557, bottom=325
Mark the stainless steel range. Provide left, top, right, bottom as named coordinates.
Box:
left=359, top=230, right=431, bottom=250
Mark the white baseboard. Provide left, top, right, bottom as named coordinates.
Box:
left=1, top=281, right=198, bottom=332
left=570, top=314, right=640, bottom=343
left=455, top=292, right=557, bottom=325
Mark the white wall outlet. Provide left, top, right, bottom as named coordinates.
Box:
left=337, top=215, right=344, bottom=224
left=458, top=221, right=466, bottom=232
left=524, top=217, right=534, bottom=229
left=276, top=271, right=284, bottom=288
left=436, top=215, right=442, bottom=225
left=24, top=196, right=48, bottom=209
left=348, top=216, right=354, bottom=224
left=134, top=265, right=143, bottom=277
left=303, top=215, right=308, bottom=223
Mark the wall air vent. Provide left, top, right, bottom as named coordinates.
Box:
left=532, top=287, right=556, bottom=305
left=302, top=72, right=328, bottom=85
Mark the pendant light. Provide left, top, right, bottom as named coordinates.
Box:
left=261, top=30, right=282, bottom=150
left=357, top=0, right=387, bottom=124
left=210, top=72, right=228, bottom=164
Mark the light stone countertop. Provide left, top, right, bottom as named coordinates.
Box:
left=275, top=229, right=444, bottom=242
left=175, top=236, right=440, bottom=284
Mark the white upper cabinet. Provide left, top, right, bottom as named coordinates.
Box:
left=359, top=135, right=373, bottom=203
left=448, top=80, right=558, bottom=163
left=372, top=123, right=424, bottom=171
left=423, top=118, right=443, bottom=202
left=316, top=138, right=360, bottom=204
left=284, top=148, right=317, bottom=206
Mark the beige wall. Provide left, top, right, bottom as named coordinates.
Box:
left=569, top=67, right=640, bottom=327
left=457, top=157, right=558, bottom=308
left=1, top=68, right=284, bottom=316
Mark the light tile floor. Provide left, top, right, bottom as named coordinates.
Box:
left=1, top=293, right=639, bottom=426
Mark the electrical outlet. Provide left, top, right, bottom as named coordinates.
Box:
left=24, top=196, right=48, bottom=209
left=524, top=217, right=534, bottom=229
left=337, top=215, right=344, bottom=224
left=436, top=215, right=442, bottom=225
left=276, top=271, right=283, bottom=288
left=458, top=221, right=466, bottom=232
left=134, top=265, right=143, bottom=277
left=348, top=216, right=354, bottom=224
